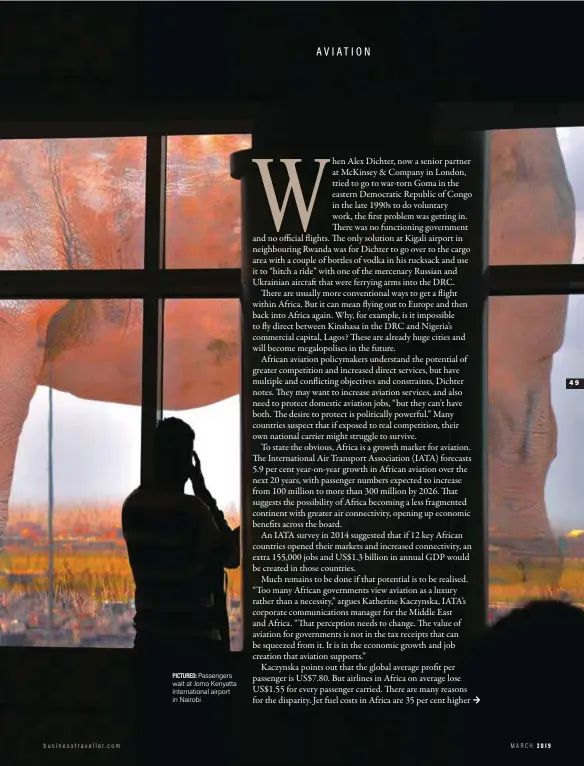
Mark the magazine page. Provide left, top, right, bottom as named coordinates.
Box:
left=0, top=4, right=579, bottom=764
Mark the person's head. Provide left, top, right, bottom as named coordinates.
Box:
left=153, top=417, right=195, bottom=488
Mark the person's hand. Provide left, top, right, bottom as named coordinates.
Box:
left=190, top=450, right=206, bottom=494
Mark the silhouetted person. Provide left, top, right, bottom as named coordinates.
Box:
left=123, top=418, right=240, bottom=764
left=440, top=600, right=584, bottom=760
left=123, top=417, right=240, bottom=651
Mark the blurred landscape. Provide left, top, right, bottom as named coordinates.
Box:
left=489, top=531, right=584, bottom=623
left=0, top=503, right=242, bottom=649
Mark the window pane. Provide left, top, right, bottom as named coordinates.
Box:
left=0, top=298, right=142, bottom=647
left=163, top=298, right=241, bottom=649
left=488, top=293, right=584, bottom=622
left=165, top=135, right=251, bottom=269
left=489, top=128, right=576, bottom=265
left=0, top=138, right=146, bottom=270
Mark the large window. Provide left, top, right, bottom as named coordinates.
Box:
left=488, top=127, right=582, bottom=622
left=0, top=132, right=250, bottom=648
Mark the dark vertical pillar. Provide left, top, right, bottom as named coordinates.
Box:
left=140, top=135, right=167, bottom=484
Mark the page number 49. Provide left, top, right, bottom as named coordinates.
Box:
left=566, top=379, right=584, bottom=388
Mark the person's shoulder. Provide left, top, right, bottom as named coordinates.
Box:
left=122, top=485, right=174, bottom=513
left=124, top=487, right=206, bottom=511
left=122, top=487, right=142, bottom=510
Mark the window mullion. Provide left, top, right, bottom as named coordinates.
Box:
left=140, top=135, right=167, bottom=485
left=489, top=264, right=584, bottom=296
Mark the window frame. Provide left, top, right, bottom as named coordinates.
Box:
left=489, top=265, right=584, bottom=297
left=8, top=124, right=574, bottom=645
left=0, top=125, right=250, bottom=649
left=0, top=125, right=248, bottom=474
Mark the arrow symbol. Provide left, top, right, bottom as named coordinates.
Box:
left=474, top=696, right=480, bottom=704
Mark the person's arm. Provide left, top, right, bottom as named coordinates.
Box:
left=198, top=488, right=240, bottom=569
left=191, top=495, right=222, bottom=560
left=190, top=453, right=240, bottom=569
